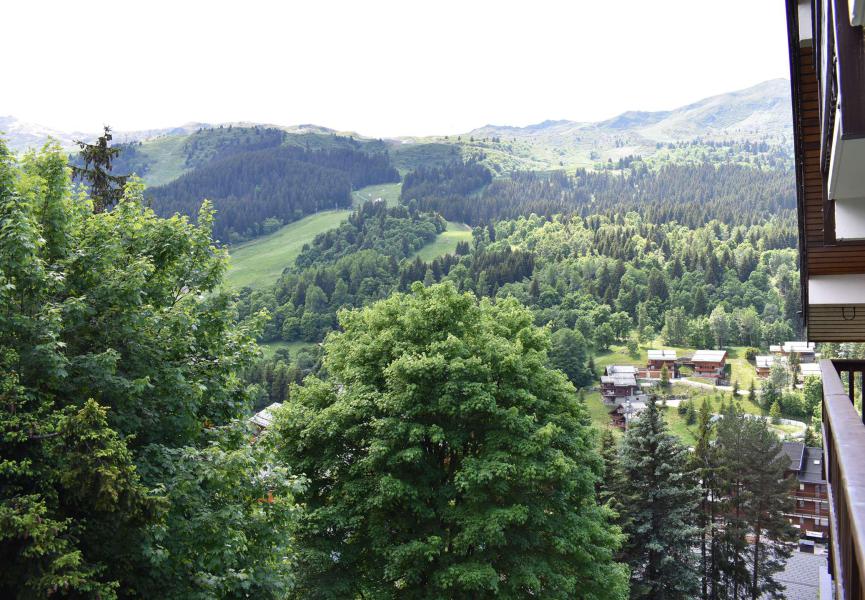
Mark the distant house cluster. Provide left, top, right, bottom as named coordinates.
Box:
left=755, top=341, right=821, bottom=382
left=601, top=347, right=733, bottom=429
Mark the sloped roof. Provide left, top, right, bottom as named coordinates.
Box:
left=800, top=446, right=826, bottom=484
left=647, top=349, right=677, bottom=360
left=601, top=373, right=638, bottom=387
left=800, top=363, right=822, bottom=377
left=782, top=441, right=805, bottom=471
left=250, top=402, right=283, bottom=429
left=756, top=355, right=775, bottom=368
left=692, top=350, right=728, bottom=363
left=605, top=365, right=638, bottom=376
left=783, top=341, right=816, bottom=353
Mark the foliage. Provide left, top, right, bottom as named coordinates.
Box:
left=403, top=163, right=795, bottom=229
left=548, top=327, right=593, bottom=388
left=133, top=424, right=304, bottom=599
left=273, top=283, right=628, bottom=599
left=0, top=139, right=290, bottom=597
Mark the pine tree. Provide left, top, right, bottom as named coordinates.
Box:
left=70, top=126, right=129, bottom=213
left=714, top=404, right=797, bottom=599
left=618, top=396, right=701, bottom=599
left=769, top=400, right=782, bottom=423
left=598, top=428, right=624, bottom=515
left=690, top=399, right=718, bottom=600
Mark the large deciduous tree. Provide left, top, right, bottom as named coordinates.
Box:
left=274, top=282, right=628, bottom=599
left=0, top=139, right=294, bottom=598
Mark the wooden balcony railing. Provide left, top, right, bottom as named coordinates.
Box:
left=793, top=489, right=828, bottom=501
left=821, top=358, right=865, bottom=600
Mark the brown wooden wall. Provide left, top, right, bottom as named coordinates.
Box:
left=808, top=304, right=865, bottom=341
left=798, top=46, right=825, bottom=248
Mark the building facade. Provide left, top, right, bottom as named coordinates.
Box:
left=785, top=0, right=865, bottom=596
left=783, top=442, right=830, bottom=541
left=690, top=350, right=728, bottom=378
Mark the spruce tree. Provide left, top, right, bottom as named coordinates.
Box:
left=618, top=396, right=701, bottom=599
left=714, top=404, right=796, bottom=599
left=690, top=399, right=718, bottom=600
left=598, top=428, right=624, bottom=514
left=70, top=126, right=128, bottom=213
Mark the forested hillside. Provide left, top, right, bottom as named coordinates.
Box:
left=402, top=160, right=796, bottom=228
left=147, top=142, right=399, bottom=241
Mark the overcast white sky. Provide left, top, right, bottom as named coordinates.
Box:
left=4, top=0, right=791, bottom=138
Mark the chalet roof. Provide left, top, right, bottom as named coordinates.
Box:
left=647, top=349, right=677, bottom=360
left=769, top=344, right=783, bottom=353
left=800, top=363, right=822, bottom=378
left=782, top=341, right=816, bottom=354
left=756, top=355, right=775, bottom=368
left=692, top=350, right=727, bottom=363
left=250, top=402, right=282, bottom=429
left=782, top=441, right=806, bottom=471
left=601, top=373, right=638, bottom=387
left=800, top=447, right=826, bottom=484
left=605, top=365, right=638, bottom=376
left=610, top=400, right=647, bottom=415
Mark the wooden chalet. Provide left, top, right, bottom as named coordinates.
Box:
left=646, top=349, right=677, bottom=372
left=690, top=350, right=728, bottom=378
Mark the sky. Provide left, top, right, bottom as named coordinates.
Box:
left=4, top=0, right=792, bottom=138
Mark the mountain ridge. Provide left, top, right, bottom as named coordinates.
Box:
left=3, top=79, right=792, bottom=153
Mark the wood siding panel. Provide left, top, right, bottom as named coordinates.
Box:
left=808, top=305, right=865, bottom=341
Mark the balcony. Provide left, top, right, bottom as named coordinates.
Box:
left=820, top=358, right=865, bottom=598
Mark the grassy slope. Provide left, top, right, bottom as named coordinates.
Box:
left=414, top=221, right=473, bottom=262
left=225, top=210, right=351, bottom=289
left=259, top=340, right=316, bottom=359
left=352, top=182, right=402, bottom=207
left=138, top=135, right=190, bottom=187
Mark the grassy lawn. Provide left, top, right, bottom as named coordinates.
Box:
left=352, top=182, right=402, bottom=207
left=414, top=220, right=473, bottom=262
left=584, top=391, right=614, bottom=429
left=259, top=340, right=316, bottom=359
left=226, top=210, right=351, bottom=289
left=593, top=344, right=643, bottom=372
left=583, top=390, right=697, bottom=446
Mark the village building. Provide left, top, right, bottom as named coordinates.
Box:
left=799, top=362, right=822, bottom=381
left=608, top=399, right=647, bottom=430
left=782, top=442, right=829, bottom=541
left=646, top=349, right=677, bottom=373
left=600, top=365, right=645, bottom=405
left=690, top=349, right=728, bottom=379
left=770, top=341, right=817, bottom=362
left=755, top=355, right=776, bottom=378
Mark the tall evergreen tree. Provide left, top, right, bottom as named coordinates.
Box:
left=713, top=404, right=797, bottom=599
left=70, top=126, right=129, bottom=213
left=618, top=396, right=701, bottom=599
